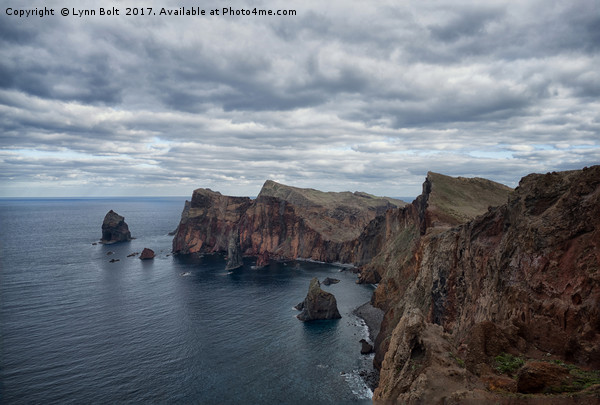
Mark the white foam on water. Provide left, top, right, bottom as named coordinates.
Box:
left=343, top=370, right=373, bottom=399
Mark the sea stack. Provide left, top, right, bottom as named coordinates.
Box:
left=225, top=234, right=243, bottom=270
left=139, top=248, right=155, bottom=260
left=296, top=277, right=342, bottom=321
left=101, top=210, right=132, bottom=244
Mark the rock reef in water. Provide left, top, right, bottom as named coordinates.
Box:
left=139, top=248, right=155, bottom=260
left=101, top=210, right=132, bottom=244
left=322, top=277, right=340, bottom=286
left=296, top=277, right=341, bottom=321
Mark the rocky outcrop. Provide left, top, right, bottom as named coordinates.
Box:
left=225, top=234, right=243, bottom=270
left=139, top=248, right=155, bottom=260
left=516, top=361, right=572, bottom=394
left=172, top=191, right=252, bottom=254
left=101, top=210, right=132, bottom=244
left=296, top=277, right=342, bottom=321
left=255, top=251, right=270, bottom=268
left=375, top=308, right=493, bottom=403
left=322, top=277, right=340, bottom=286
left=172, top=180, right=406, bottom=263
left=373, top=166, right=600, bottom=401
left=360, top=339, right=374, bottom=354
left=359, top=173, right=513, bottom=370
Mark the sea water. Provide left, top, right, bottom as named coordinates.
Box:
left=0, top=198, right=375, bottom=404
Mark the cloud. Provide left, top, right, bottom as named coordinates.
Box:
left=1, top=0, right=598, bottom=197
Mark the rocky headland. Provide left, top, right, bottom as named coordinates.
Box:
left=171, top=167, right=600, bottom=402
left=101, top=210, right=132, bottom=244
left=371, top=166, right=600, bottom=402
left=172, top=180, right=406, bottom=263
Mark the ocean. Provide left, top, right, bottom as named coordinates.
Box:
left=0, top=197, right=375, bottom=404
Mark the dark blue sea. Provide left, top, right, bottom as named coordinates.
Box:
left=0, top=198, right=376, bottom=404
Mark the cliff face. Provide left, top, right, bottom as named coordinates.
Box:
left=360, top=173, right=512, bottom=370
left=373, top=166, right=600, bottom=401
left=172, top=180, right=406, bottom=263
left=357, top=172, right=512, bottom=296
left=172, top=189, right=252, bottom=254
left=170, top=169, right=599, bottom=399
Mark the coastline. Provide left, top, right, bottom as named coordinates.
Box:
left=353, top=301, right=384, bottom=392
left=353, top=301, right=384, bottom=342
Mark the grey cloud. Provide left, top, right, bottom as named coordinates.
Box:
left=1, top=0, right=598, bottom=197
left=428, top=7, right=504, bottom=43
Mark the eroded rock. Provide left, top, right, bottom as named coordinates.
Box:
left=101, top=210, right=132, bottom=244
left=139, top=248, right=155, bottom=260
left=360, top=339, right=374, bottom=354
left=172, top=181, right=405, bottom=263
left=255, top=251, right=270, bottom=268
left=516, top=361, right=572, bottom=394
left=296, top=277, right=341, bottom=321
left=225, top=234, right=243, bottom=270
left=322, top=277, right=340, bottom=286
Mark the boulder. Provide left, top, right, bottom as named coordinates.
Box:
left=139, top=248, right=155, bottom=260
left=516, top=361, right=572, bottom=394
left=296, top=278, right=341, bottom=321
left=101, top=210, right=132, bottom=244
left=360, top=339, right=374, bottom=354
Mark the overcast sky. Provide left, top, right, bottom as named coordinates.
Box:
left=1, top=0, right=599, bottom=198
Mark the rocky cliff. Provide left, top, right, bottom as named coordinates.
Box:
left=170, top=168, right=599, bottom=401
left=172, top=189, right=252, bottom=254
left=172, top=180, right=406, bottom=263
left=372, top=166, right=600, bottom=402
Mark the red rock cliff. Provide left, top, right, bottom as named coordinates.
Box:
left=172, top=189, right=252, bottom=254
left=172, top=180, right=406, bottom=262
left=373, top=166, right=600, bottom=402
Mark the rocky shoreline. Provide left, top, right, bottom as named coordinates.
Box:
left=353, top=301, right=385, bottom=391
left=353, top=301, right=384, bottom=342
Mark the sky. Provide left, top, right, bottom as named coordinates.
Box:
left=1, top=0, right=599, bottom=198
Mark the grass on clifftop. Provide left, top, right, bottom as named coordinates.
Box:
left=427, top=172, right=512, bottom=225
left=258, top=180, right=408, bottom=241
left=259, top=180, right=407, bottom=209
